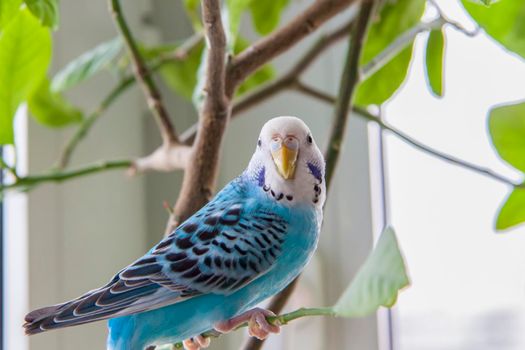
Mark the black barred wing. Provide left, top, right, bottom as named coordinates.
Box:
left=24, top=180, right=288, bottom=335
left=151, top=200, right=289, bottom=295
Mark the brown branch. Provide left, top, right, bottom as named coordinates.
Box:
left=180, top=17, right=357, bottom=145
left=242, top=3, right=377, bottom=350
left=109, top=0, right=178, bottom=146
left=225, top=0, right=359, bottom=96
left=166, top=0, right=229, bottom=234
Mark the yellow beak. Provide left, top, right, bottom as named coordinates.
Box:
left=271, top=144, right=298, bottom=180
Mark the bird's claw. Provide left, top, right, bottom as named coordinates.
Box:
left=214, top=308, right=281, bottom=340
left=182, top=335, right=210, bottom=350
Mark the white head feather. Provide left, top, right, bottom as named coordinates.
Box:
left=246, top=116, right=326, bottom=209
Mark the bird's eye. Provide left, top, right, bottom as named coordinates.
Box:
left=307, top=135, right=313, bottom=144
left=257, top=139, right=262, bottom=147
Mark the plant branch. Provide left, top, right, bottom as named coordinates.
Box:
left=109, top=0, right=178, bottom=146
left=167, top=0, right=229, bottom=234
left=225, top=0, right=359, bottom=96
left=0, top=160, right=132, bottom=192
left=174, top=307, right=336, bottom=349
left=243, top=3, right=377, bottom=350
left=58, top=35, right=202, bottom=170
left=180, top=17, right=357, bottom=144
left=294, top=83, right=522, bottom=188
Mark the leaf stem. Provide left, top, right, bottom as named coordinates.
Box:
left=0, top=160, right=132, bottom=192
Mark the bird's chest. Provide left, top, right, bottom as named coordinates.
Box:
left=237, top=205, right=321, bottom=308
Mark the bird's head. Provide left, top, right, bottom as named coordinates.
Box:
left=246, top=116, right=325, bottom=207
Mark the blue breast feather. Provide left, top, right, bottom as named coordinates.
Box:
left=99, top=174, right=321, bottom=349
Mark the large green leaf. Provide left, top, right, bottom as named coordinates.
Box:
left=28, top=78, right=83, bottom=127
left=235, top=37, right=275, bottom=96
left=462, top=0, right=525, bottom=59
left=160, top=42, right=204, bottom=100
left=355, top=0, right=425, bottom=106
left=333, top=227, right=410, bottom=317
left=249, top=0, right=289, bottom=35
left=488, top=100, right=525, bottom=172
left=0, top=8, right=51, bottom=144
left=495, top=186, right=525, bottom=230
left=51, top=37, right=122, bottom=92
left=425, top=28, right=445, bottom=97
left=24, top=0, right=59, bottom=29
left=0, top=0, right=22, bottom=29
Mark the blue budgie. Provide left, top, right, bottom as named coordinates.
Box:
left=24, top=116, right=326, bottom=350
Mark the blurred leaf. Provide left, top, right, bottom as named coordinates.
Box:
left=182, top=0, right=202, bottom=32
left=249, top=0, right=289, bottom=35
left=355, top=0, right=425, bottom=106
left=464, top=0, right=501, bottom=7
left=235, top=37, right=275, bottom=96
left=28, top=78, right=83, bottom=127
left=51, top=37, right=123, bottom=92
left=0, top=0, right=22, bottom=29
left=0, top=8, right=51, bottom=144
left=488, top=100, right=525, bottom=172
left=495, top=186, right=525, bottom=230
left=425, top=28, right=445, bottom=97
left=462, top=0, right=525, bottom=59
left=225, top=0, right=251, bottom=47
left=333, top=227, right=409, bottom=317
left=24, top=0, right=59, bottom=29
left=160, top=42, right=204, bottom=100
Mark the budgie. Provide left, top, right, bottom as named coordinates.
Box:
left=24, top=116, right=326, bottom=350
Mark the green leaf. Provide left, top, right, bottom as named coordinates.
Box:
left=28, top=78, right=83, bottom=127
left=333, top=227, right=410, bottom=317
left=51, top=37, right=123, bottom=92
left=355, top=0, right=425, bottom=106
left=495, top=186, right=525, bottom=230
left=425, top=28, right=446, bottom=97
left=234, top=37, right=275, bottom=96
left=225, top=0, right=252, bottom=47
left=462, top=0, right=525, bottom=59
left=249, top=0, right=289, bottom=35
left=24, top=0, right=59, bottom=29
left=488, top=100, right=525, bottom=172
left=464, top=0, right=501, bottom=7
left=0, top=8, right=51, bottom=144
left=0, top=0, right=22, bottom=29
left=160, top=42, right=204, bottom=100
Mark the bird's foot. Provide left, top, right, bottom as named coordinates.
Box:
left=182, top=335, right=210, bottom=350
left=214, top=308, right=281, bottom=340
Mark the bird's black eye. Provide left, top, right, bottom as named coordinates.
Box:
left=307, top=135, right=313, bottom=144
left=257, top=139, right=262, bottom=147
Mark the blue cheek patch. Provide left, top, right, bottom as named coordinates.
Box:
left=307, top=162, right=323, bottom=182
left=257, top=166, right=266, bottom=187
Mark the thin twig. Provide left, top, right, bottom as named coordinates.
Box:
left=109, top=0, right=178, bottom=145
left=0, top=156, right=18, bottom=179
left=294, top=83, right=521, bottom=188
left=167, top=0, right=229, bottom=234
left=0, top=160, right=132, bottom=192
left=57, top=75, right=135, bottom=169
left=225, top=0, right=359, bottom=96
left=244, top=3, right=377, bottom=350
left=57, top=36, right=203, bottom=169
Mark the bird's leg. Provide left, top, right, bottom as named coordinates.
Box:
left=182, top=335, right=210, bottom=350
left=214, top=308, right=281, bottom=340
